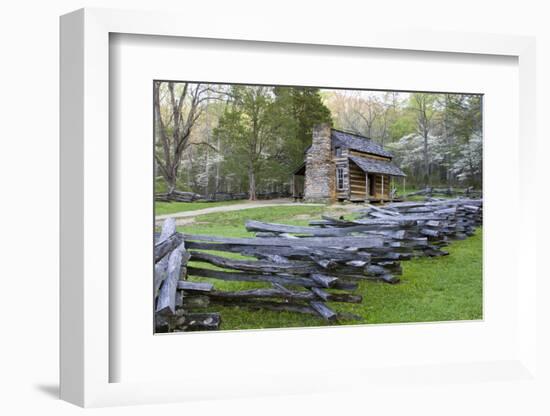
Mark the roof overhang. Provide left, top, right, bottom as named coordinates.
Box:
left=349, top=156, right=406, bottom=177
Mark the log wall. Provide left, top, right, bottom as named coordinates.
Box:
left=334, top=148, right=350, bottom=200
left=349, top=161, right=367, bottom=201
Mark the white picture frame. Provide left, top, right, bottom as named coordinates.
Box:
left=60, top=7, right=539, bottom=408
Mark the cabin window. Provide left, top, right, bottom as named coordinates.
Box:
left=336, top=167, right=344, bottom=190
left=335, top=147, right=342, bottom=157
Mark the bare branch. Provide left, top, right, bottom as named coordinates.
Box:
left=190, top=141, right=219, bottom=152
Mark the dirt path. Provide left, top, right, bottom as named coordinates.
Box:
left=155, top=199, right=326, bottom=226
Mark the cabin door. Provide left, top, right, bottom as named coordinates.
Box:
left=367, top=174, right=375, bottom=197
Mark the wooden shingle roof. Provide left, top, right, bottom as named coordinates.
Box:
left=331, top=129, right=393, bottom=158
left=349, top=156, right=406, bottom=177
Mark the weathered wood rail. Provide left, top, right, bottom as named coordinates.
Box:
left=155, top=190, right=203, bottom=202
left=359, top=198, right=483, bottom=244
left=246, top=197, right=482, bottom=283
left=155, top=190, right=291, bottom=203
left=154, top=218, right=222, bottom=332
left=406, top=187, right=482, bottom=199
left=154, top=221, right=365, bottom=332
left=154, top=197, right=482, bottom=332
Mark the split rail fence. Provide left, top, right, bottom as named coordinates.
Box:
left=406, top=187, right=482, bottom=199
left=155, top=190, right=291, bottom=203
left=154, top=198, right=482, bottom=332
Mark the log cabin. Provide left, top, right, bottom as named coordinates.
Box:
left=292, top=124, right=406, bottom=203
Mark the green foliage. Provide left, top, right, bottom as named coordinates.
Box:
left=272, top=86, right=332, bottom=149
left=445, top=94, right=482, bottom=144
left=387, top=109, right=416, bottom=142
left=155, top=177, right=168, bottom=194
left=175, top=206, right=482, bottom=330
left=212, top=85, right=332, bottom=198
left=265, top=86, right=332, bottom=181
left=213, top=86, right=275, bottom=198
left=154, top=82, right=482, bottom=194
left=383, top=93, right=483, bottom=188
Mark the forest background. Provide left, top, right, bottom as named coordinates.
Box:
left=154, top=82, right=482, bottom=200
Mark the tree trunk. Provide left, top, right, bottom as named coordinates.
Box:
left=248, top=164, right=257, bottom=200
left=215, top=134, right=221, bottom=193
left=166, top=174, right=177, bottom=194
left=423, top=134, right=429, bottom=187
left=154, top=81, right=215, bottom=195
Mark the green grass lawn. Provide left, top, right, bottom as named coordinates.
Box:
left=175, top=205, right=483, bottom=331
left=155, top=199, right=247, bottom=216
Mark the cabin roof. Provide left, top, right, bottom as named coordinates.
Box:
left=331, top=129, right=393, bottom=158
left=349, top=156, right=406, bottom=177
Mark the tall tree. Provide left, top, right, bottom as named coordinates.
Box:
left=410, top=93, right=437, bottom=186
left=324, top=91, right=412, bottom=144
left=446, top=94, right=483, bottom=187
left=214, top=86, right=276, bottom=200
left=153, top=81, right=222, bottom=193
left=378, top=92, right=402, bottom=145
left=387, top=93, right=482, bottom=188
left=271, top=86, right=332, bottom=169
left=356, top=95, right=382, bottom=138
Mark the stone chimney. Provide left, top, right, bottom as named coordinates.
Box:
left=304, top=123, right=334, bottom=203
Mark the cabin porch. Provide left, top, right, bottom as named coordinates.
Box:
left=349, top=170, right=392, bottom=202
left=348, top=158, right=404, bottom=203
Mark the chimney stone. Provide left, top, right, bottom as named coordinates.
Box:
left=304, top=123, right=334, bottom=203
